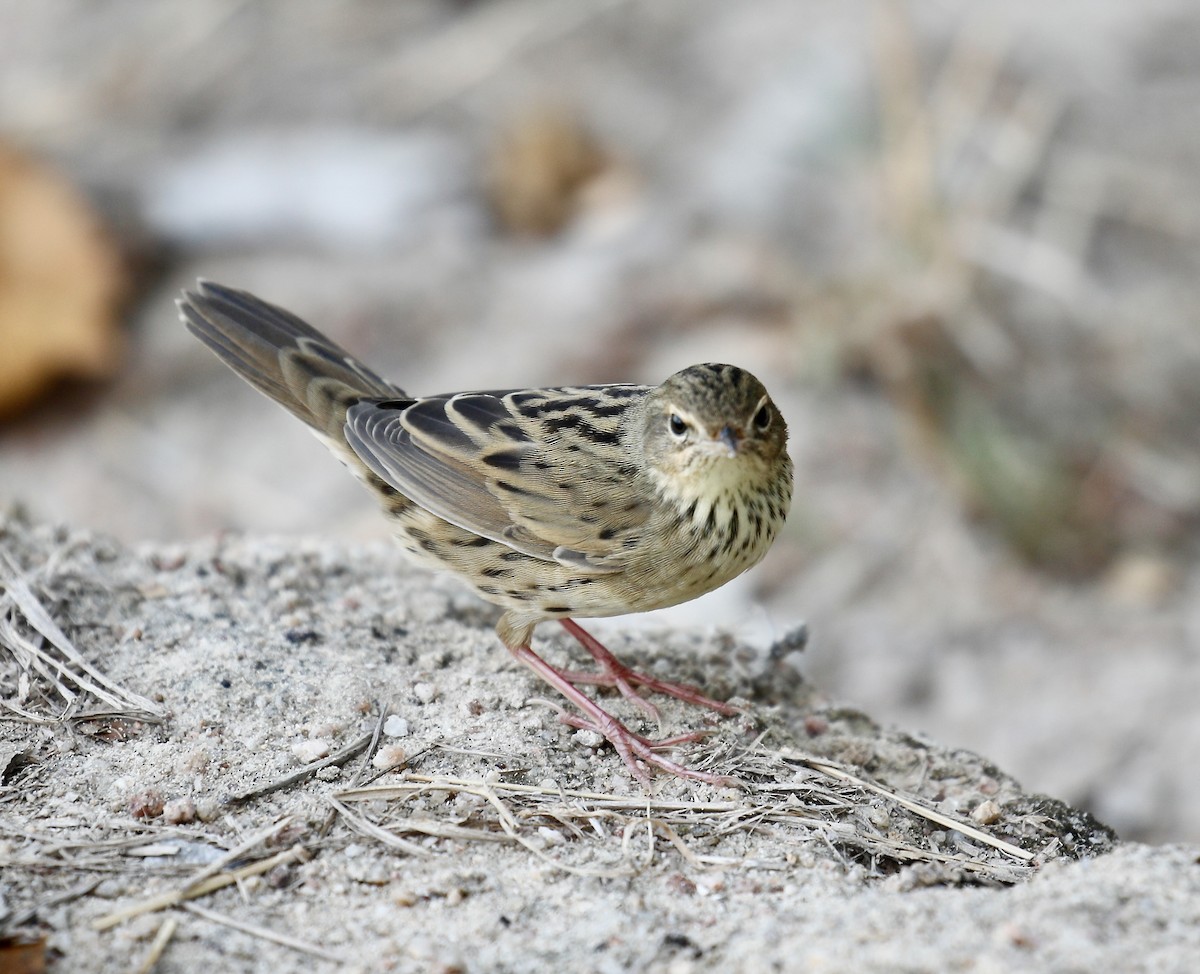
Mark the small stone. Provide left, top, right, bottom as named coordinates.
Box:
left=971, top=799, right=1002, bottom=825
left=349, top=862, right=390, bottom=886
left=371, top=744, right=407, bottom=771
left=127, top=790, right=164, bottom=819
left=93, top=878, right=125, bottom=899
left=162, top=797, right=196, bottom=824
left=383, top=715, right=410, bottom=737
left=413, top=683, right=437, bottom=704
left=803, top=715, right=829, bottom=737
left=182, top=748, right=210, bottom=774
left=444, top=887, right=466, bottom=906
left=292, top=739, right=331, bottom=764
left=266, top=862, right=296, bottom=889
left=572, top=729, right=604, bottom=749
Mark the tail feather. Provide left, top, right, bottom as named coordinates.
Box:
left=179, top=280, right=403, bottom=441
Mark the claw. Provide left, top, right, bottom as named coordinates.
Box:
left=509, top=631, right=739, bottom=789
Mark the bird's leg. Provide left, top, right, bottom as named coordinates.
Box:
left=508, top=643, right=735, bottom=788
left=558, top=619, right=740, bottom=717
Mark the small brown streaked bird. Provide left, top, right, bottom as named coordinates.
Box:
left=180, top=281, right=792, bottom=787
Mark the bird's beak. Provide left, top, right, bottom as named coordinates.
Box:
left=716, top=425, right=742, bottom=457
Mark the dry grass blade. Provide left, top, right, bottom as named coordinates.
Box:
left=334, top=751, right=1038, bottom=885
left=182, top=903, right=343, bottom=964
left=132, top=916, right=177, bottom=974
left=90, top=846, right=307, bottom=931
left=332, top=777, right=636, bottom=879
left=3, top=878, right=100, bottom=929
left=0, top=557, right=163, bottom=720
left=337, top=775, right=741, bottom=811
left=791, top=754, right=1034, bottom=862
left=225, top=732, right=374, bottom=805
left=178, top=816, right=295, bottom=896
left=317, top=703, right=392, bottom=840
left=326, top=796, right=431, bottom=857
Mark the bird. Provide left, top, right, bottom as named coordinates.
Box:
left=179, top=281, right=793, bottom=787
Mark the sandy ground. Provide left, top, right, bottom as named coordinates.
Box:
left=4, top=509, right=1198, bottom=973
left=2, top=3, right=1200, bottom=968
left=2, top=0, right=1200, bottom=850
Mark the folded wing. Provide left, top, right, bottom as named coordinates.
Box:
left=345, top=387, right=651, bottom=571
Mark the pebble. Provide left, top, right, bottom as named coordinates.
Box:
left=292, top=739, right=331, bottom=764
left=383, top=715, right=409, bottom=737
left=127, top=790, right=164, bottom=819
left=866, top=805, right=891, bottom=830
left=162, top=797, right=197, bottom=824
left=371, top=744, right=407, bottom=770
left=572, top=729, right=604, bottom=749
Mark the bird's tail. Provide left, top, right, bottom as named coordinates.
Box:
left=179, top=280, right=404, bottom=443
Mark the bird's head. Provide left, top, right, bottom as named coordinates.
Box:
left=642, top=363, right=788, bottom=492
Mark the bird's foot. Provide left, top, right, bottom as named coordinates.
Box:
left=555, top=709, right=712, bottom=749
left=512, top=643, right=737, bottom=789
left=559, top=619, right=741, bottom=718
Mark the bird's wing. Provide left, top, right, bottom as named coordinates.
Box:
left=345, top=386, right=654, bottom=571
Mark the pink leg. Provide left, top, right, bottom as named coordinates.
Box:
left=559, top=619, right=740, bottom=718
left=509, top=643, right=736, bottom=788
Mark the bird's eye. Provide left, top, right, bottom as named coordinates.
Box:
left=753, top=403, right=772, bottom=431
left=668, top=413, right=688, bottom=438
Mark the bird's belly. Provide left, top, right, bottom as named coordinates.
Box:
left=385, top=484, right=783, bottom=621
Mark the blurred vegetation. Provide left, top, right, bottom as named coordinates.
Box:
left=792, top=3, right=1200, bottom=577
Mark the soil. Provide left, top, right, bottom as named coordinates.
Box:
left=5, top=509, right=1197, bottom=973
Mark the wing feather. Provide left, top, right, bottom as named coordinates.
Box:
left=345, top=386, right=652, bottom=571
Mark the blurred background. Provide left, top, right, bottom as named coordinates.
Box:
left=2, top=0, right=1199, bottom=843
